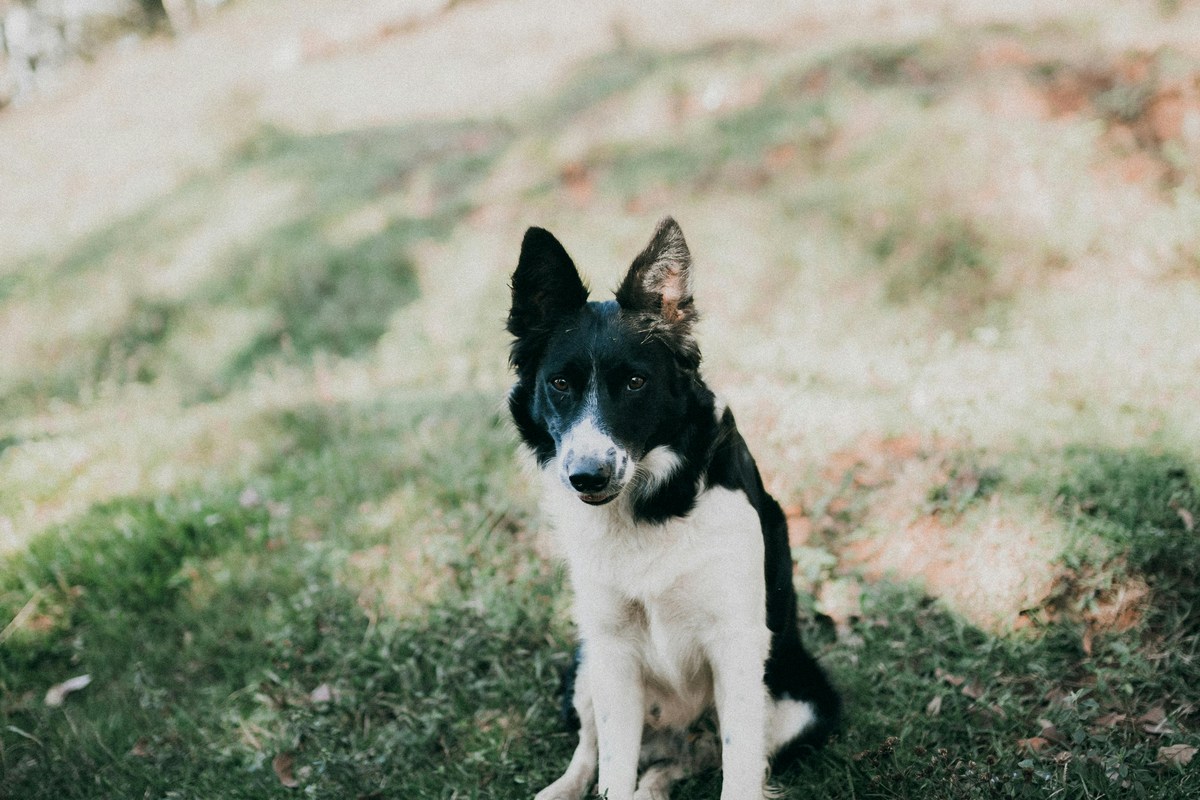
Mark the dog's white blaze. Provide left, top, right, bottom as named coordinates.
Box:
left=560, top=412, right=616, bottom=460
left=558, top=399, right=625, bottom=489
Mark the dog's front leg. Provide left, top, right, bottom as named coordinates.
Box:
left=710, top=631, right=770, bottom=800
left=535, top=656, right=597, bottom=800
left=587, top=635, right=645, bottom=800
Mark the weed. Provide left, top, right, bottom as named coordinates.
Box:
left=835, top=41, right=953, bottom=90
left=94, top=297, right=183, bottom=385
left=1058, top=448, right=1199, bottom=544
left=926, top=460, right=1004, bottom=516
left=221, top=220, right=420, bottom=374
left=878, top=217, right=1003, bottom=326
left=1054, top=447, right=1200, bottom=646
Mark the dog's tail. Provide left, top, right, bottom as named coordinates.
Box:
left=768, top=644, right=843, bottom=769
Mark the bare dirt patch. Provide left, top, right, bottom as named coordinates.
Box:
left=1031, top=51, right=1200, bottom=189
left=805, top=434, right=1064, bottom=631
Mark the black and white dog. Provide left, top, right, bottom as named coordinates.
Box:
left=507, top=218, right=840, bottom=800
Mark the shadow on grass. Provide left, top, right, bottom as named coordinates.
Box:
left=0, top=391, right=577, bottom=798
left=713, top=445, right=1200, bottom=799
left=0, top=498, right=570, bottom=798
left=1053, top=446, right=1200, bottom=685
left=3, top=413, right=1200, bottom=798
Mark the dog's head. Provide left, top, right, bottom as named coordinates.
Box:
left=507, top=217, right=701, bottom=507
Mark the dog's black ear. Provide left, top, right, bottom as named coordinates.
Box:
left=616, top=217, right=700, bottom=365
left=507, top=227, right=589, bottom=362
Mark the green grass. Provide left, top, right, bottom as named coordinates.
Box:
left=0, top=394, right=561, bottom=798
left=4, top=9, right=1200, bottom=799
left=4, top=450, right=1197, bottom=798
left=0, top=121, right=511, bottom=412
left=2, top=410, right=1197, bottom=797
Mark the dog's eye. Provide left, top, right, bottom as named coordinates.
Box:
left=550, top=376, right=570, bottom=393
left=627, top=375, right=647, bottom=391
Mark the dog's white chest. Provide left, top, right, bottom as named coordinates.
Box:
left=544, top=482, right=763, bottom=600
left=544, top=482, right=768, bottom=724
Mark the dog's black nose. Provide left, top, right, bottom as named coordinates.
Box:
left=568, top=465, right=611, bottom=493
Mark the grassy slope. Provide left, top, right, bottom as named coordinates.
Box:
left=2, top=2, right=1200, bottom=797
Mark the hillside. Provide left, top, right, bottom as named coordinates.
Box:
left=2, top=1, right=1199, bottom=797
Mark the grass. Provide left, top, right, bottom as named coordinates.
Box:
left=4, top=3, right=1200, bottom=798
left=5, top=456, right=1196, bottom=798
left=0, top=394, right=558, bottom=798
left=0, top=121, right=510, bottom=413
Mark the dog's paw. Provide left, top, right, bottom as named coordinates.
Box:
left=534, top=778, right=587, bottom=800
left=633, top=783, right=671, bottom=800
left=633, top=762, right=681, bottom=800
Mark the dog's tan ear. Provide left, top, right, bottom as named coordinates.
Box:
left=616, top=217, right=696, bottom=328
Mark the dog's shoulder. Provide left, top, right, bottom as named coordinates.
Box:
left=704, top=404, right=775, bottom=511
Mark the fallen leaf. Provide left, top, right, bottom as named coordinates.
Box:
left=926, top=695, right=943, bottom=716
left=1139, top=707, right=1174, bottom=735
left=44, top=674, right=92, bottom=707
left=309, top=683, right=333, bottom=704
left=1177, top=506, right=1195, bottom=532
left=129, top=739, right=151, bottom=758
left=1157, top=744, right=1197, bottom=767
left=273, top=752, right=300, bottom=788
left=1084, top=579, right=1149, bottom=633
left=765, top=143, right=798, bottom=171
left=1139, top=707, right=1167, bottom=725
left=1018, top=736, right=1050, bottom=754
left=1094, top=712, right=1127, bottom=727
left=1039, top=721, right=1067, bottom=744
left=961, top=681, right=985, bottom=700
left=559, top=162, right=594, bottom=206
left=935, top=668, right=965, bottom=687
left=1044, top=688, right=1071, bottom=706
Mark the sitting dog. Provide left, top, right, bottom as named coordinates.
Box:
left=507, top=217, right=840, bottom=800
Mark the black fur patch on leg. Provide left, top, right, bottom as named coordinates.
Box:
left=559, top=645, right=582, bottom=731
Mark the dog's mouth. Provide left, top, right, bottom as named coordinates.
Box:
left=578, top=491, right=619, bottom=506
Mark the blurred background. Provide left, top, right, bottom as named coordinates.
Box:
left=1, top=1, right=1199, bottom=797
